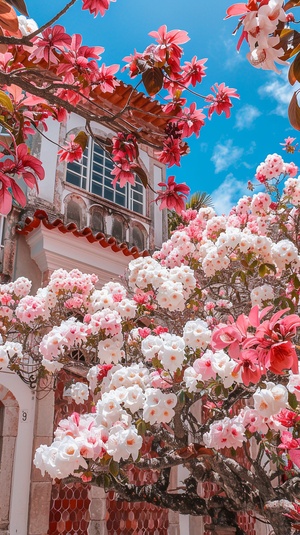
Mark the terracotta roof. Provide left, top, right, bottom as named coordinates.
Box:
left=76, top=80, right=169, bottom=146
left=100, top=81, right=169, bottom=130
left=17, top=210, right=150, bottom=259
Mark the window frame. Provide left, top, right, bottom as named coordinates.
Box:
left=66, top=138, right=145, bottom=216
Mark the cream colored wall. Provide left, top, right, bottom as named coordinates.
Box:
left=13, top=235, right=42, bottom=293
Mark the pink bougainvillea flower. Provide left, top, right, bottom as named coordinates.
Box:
left=82, top=0, right=116, bottom=17
left=225, top=3, right=251, bottom=19
left=182, top=56, right=207, bottom=87
left=112, top=133, right=138, bottom=163
left=111, top=162, right=136, bottom=188
left=250, top=309, right=300, bottom=374
left=94, top=63, right=120, bottom=93
left=157, top=137, right=189, bottom=168
left=212, top=313, right=249, bottom=359
left=206, top=83, right=239, bottom=119
left=122, top=50, right=145, bottom=78
left=30, top=25, right=72, bottom=64
left=280, top=137, right=297, bottom=154
left=155, top=175, right=190, bottom=214
left=174, top=103, right=206, bottom=138
left=275, top=409, right=300, bottom=428
left=58, top=135, right=83, bottom=163
left=233, top=349, right=262, bottom=386
left=0, top=173, right=14, bottom=214
left=148, top=25, right=189, bottom=71
left=56, top=33, right=104, bottom=77
left=0, top=143, right=44, bottom=193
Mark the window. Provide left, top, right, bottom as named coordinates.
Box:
left=65, top=199, right=81, bottom=228
left=131, top=226, right=145, bottom=250
left=90, top=209, right=104, bottom=234
left=66, top=139, right=145, bottom=215
left=112, top=218, right=125, bottom=243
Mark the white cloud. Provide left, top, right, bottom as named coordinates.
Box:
left=258, top=67, right=298, bottom=116
left=211, top=139, right=244, bottom=174
left=218, top=31, right=245, bottom=70
left=211, top=174, right=247, bottom=215
left=235, top=104, right=261, bottom=130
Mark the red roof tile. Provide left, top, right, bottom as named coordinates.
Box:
left=17, top=210, right=150, bottom=259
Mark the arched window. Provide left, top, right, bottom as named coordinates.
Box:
left=65, top=199, right=82, bottom=227
left=131, top=226, right=146, bottom=250
left=111, top=218, right=125, bottom=243
left=90, top=209, right=105, bottom=234
left=66, top=138, right=145, bottom=215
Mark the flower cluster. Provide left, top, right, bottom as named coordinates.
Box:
left=2, top=156, right=300, bottom=509
left=226, top=0, right=287, bottom=72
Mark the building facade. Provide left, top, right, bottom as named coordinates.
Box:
left=0, top=85, right=271, bottom=535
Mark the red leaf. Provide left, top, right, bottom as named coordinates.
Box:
left=142, top=67, right=164, bottom=96
left=288, top=91, right=300, bottom=131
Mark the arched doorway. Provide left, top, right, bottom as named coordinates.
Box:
left=0, top=371, right=36, bottom=534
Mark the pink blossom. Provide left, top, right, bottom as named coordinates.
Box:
left=30, top=25, right=72, bottom=64
left=182, top=56, right=207, bottom=87
left=58, top=135, right=83, bottom=163
left=206, top=83, right=239, bottom=119
left=175, top=103, right=206, bottom=138
left=148, top=25, right=189, bottom=72
left=155, top=176, right=190, bottom=214
left=82, top=0, right=116, bottom=17
left=280, top=137, right=297, bottom=154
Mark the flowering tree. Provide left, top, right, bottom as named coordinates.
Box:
left=0, top=0, right=242, bottom=214
left=226, top=0, right=300, bottom=130
left=1, top=153, right=300, bottom=534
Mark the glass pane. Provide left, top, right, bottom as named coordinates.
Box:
left=105, top=159, right=114, bottom=170
left=69, top=162, right=83, bottom=175
left=91, top=182, right=102, bottom=197
left=132, top=191, right=143, bottom=201
left=132, top=201, right=143, bottom=215
left=115, top=193, right=126, bottom=206
left=104, top=188, right=114, bottom=202
left=66, top=172, right=81, bottom=188
left=92, top=163, right=103, bottom=175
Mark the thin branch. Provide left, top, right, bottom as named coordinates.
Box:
left=0, top=0, right=78, bottom=45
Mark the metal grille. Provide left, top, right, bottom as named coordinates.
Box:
left=48, top=371, right=91, bottom=535
left=106, top=466, right=169, bottom=535
left=48, top=482, right=90, bottom=535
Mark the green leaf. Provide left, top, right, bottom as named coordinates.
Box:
left=137, top=420, right=147, bottom=436
left=109, top=459, right=119, bottom=478
left=288, top=391, right=298, bottom=411
left=103, top=474, right=111, bottom=490
left=258, top=264, right=267, bottom=277
left=178, top=390, right=185, bottom=404
left=152, top=357, right=162, bottom=368
left=0, top=90, right=14, bottom=114
left=292, top=273, right=300, bottom=289
left=73, top=131, right=88, bottom=152
left=214, top=385, right=222, bottom=397
left=264, top=263, right=277, bottom=274
left=142, top=67, right=164, bottom=96
left=231, top=270, right=246, bottom=284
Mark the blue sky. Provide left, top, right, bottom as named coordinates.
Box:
left=24, top=0, right=299, bottom=212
